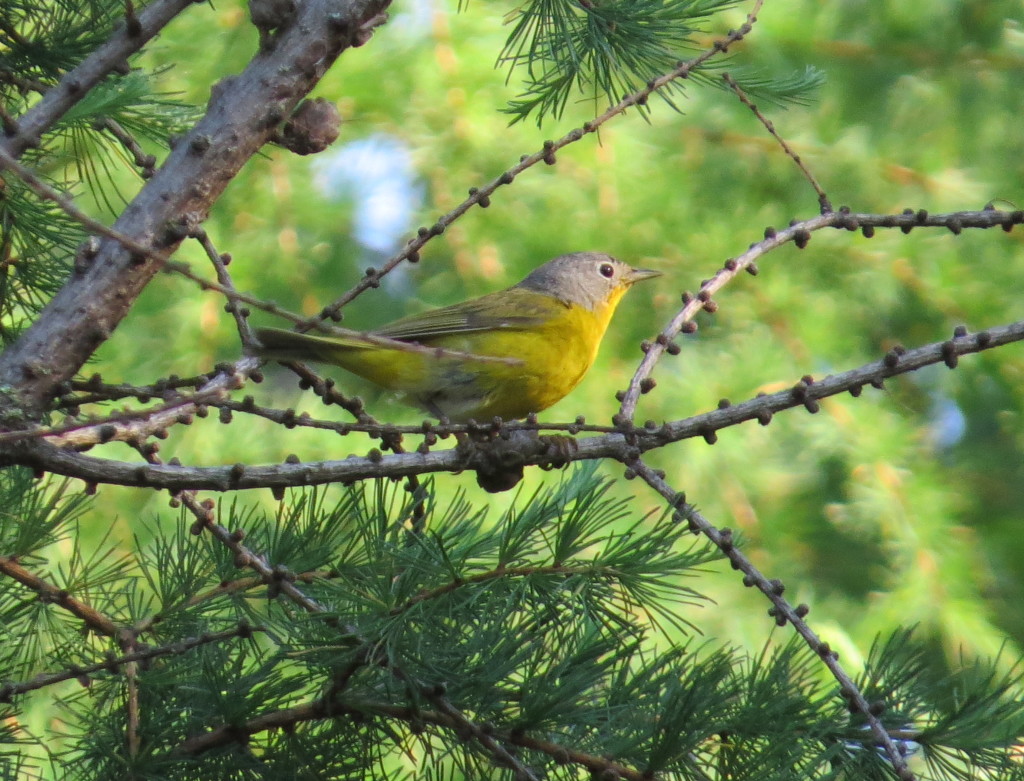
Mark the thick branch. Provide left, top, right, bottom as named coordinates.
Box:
left=1, top=0, right=197, bottom=158
left=13, top=319, right=1024, bottom=491
left=0, top=0, right=389, bottom=418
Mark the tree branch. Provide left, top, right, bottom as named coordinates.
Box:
left=617, top=206, right=1024, bottom=419
left=177, top=695, right=647, bottom=780
left=0, top=0, right=390, bottom=418
left=299, top=2, right=764, bottom=327
left=628, top=459, right=913, bottom=777
left=1, top=0, right=198, bottom=158
left=13, top=318, right=1023, bottom=491
left=0, top=554, right=122, bottom=638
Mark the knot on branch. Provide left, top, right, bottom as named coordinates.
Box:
left=249, top=0, right=296, bottom=50
left=457, top=429, right=578, bottom=493
left=272, top=98, right=342, bottom=156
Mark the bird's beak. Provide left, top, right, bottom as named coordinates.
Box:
left=624, top=267, right=662, bottom=285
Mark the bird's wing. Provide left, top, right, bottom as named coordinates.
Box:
left=374, top=288, right=566, bottom=341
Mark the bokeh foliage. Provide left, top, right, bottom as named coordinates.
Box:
left=3, top=0, right=1024, bottom=776
left=104, top=0, right=1024, bottom=661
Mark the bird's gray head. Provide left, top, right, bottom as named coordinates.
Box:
left=515, top=252, right=661, bottom=311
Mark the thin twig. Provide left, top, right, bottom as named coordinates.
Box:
left=1, top=0, right=197, bottom=158
left=126, top=656, right=140, bottom=758
left=722, top=72, right=832, bottom=213
left=177, top=696, right=647, bottom=779
left=0, top=143, right=170, bottom=262
left=430, top=694, right=541, bottom=781
left=0, top=128, right=311, bottom=329
left=125, top=434, right=356, bottom=627
left=0, top=555, right=123, bottom=638
left=300, top=1, right=764, bottom=328
left=280, top=361, right=427, bottom=528
left=44, top=358, right=257, bottom=449
left=616, top=206, right=1024, bottom=419
left=628, top=459, right=913, bottom=777
left=191, top=229, right=257, bottom=348
left=0, top=151, right=523, bottom=367
left=20, top=316, right=1024, bottom=492
left=393, top=563, right=578, bottom=616
left=59, top=371, right=227, bottom=407
left=0, top=69, right=50, bottom=94
left=98, top=117, right=157, bottom=178
left=0, top=386, right=232, bottom=447
left=181, top=491, right=338, bottom=617
left=0, top=624, right=259, bottom=700
left=0, top=19, right=32, bottom=49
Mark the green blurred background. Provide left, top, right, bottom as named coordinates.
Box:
left=80, top=0, right=1024, bottom=672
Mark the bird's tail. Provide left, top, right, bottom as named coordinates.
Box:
left=250, top=327, right=357, bottom=365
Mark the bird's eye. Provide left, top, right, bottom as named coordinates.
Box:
left=598, top=262, right=615, bottom=279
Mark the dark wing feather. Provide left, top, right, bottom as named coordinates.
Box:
left=374, top=288, right=566, bottom=341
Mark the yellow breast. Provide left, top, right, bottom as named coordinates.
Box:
left=332, top=292, right=621, bottom=421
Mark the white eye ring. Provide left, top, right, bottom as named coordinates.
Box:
left=598, top=262, right=615, bottom=279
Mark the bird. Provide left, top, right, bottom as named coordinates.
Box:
left=253, top=252, right=660, bottom=422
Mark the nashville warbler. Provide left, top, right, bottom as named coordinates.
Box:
left=254, top=252, right=660, bottom=421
